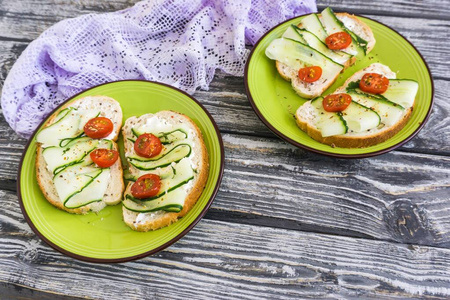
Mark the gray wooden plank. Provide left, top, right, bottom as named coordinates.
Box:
left=0, top=282, right=80, bottom=300
left=215, top=133, right=450, bottom=247
left=0, top=3, right=448, bottom=80
left=3, top=131, right=449, bottom=247
left=1, top=190, right=450, bottom=299
left=318, top=0, right=450, bottom=20
left=1, top=43, right=449, bottom=154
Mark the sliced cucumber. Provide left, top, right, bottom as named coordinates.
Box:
left=123, top=158, right=195, bottom=212
left=129, top=143, right=191, bottom=171
left=380, top=79, right=419, bottom=108
left=129, top=165, right=176, bottom=182
left=132, top=127, right=188, bottom=145
left=53, top=166, right=102, bottom=205
left=294, top=28, right=352, bottom=65
left=320, top=7, right=366, bottom=57
left=64, top=168, right=111, bottom=209
left=78, top=109, right=101, bottom=131
left=282, top=25, right=306, bottom=43
left=42, top=138, right=99, bottom=174
left=36, top=107, right=82, bottom=147
left=265, top=38, right=343, bottom=83
left=348, top=92, right=404, bottom=127
left=341, top=101, right=380, bottom=133
left=299, top=14, right=328, bottom=41
left=123, top=188, right=185, bottom=213
left=311, top=97, right=348, bottom=137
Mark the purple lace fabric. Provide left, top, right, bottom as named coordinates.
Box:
left=1, top=0, right=316, bottom=138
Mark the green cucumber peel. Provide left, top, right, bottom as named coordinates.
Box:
left=129, top=143, right=192, bottom=171
left=126, top=175, right=194, bottom=202
left=63, top=169, right=103, bottom=208
left=323, top=7, right=368, bottom=54
left=122, top=202, right=183, bottom=213
left=131, top=128, right=188, bottom=145
left=346, top=81, right=405, bottom=110
left=284, top=38, right=345, bottom=68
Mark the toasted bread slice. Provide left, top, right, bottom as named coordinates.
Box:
left=35, top=96, right=124, bottom=214
left=295, top=63, right=414, bottom=148
left=121, top=111, right=209, bottom=231
left=277, top=12, right=376, bottom=99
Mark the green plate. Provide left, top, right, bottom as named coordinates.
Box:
left=245, top=14, right=434, bottom=158
left=18, top=80, right=224, bottom=262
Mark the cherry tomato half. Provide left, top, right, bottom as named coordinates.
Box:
left=134, top=133, right=163, bottom=158
left=84, top=117, right=114, bottom=139
left=323, top=93, right=352, bottom=112
left=298, top=66, right=322, bottom=83
left=90, top=148, right=119, bottom=168
left=359, top=73, right=390, bottom=94
left=131, top=174, right=161, bottom=199
left=325, top=32, right=352, bottom=50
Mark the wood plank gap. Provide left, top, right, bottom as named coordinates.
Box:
left=0, top=281, right=85, bottom=300
left=0, top=36, right=33, bottom=43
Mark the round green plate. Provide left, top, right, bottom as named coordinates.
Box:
left=245, top=15, right=434, bottom=158
left=18, top=80, right=224, bottom=262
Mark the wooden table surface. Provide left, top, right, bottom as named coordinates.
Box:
left=1, top=0, right=449, bottom=299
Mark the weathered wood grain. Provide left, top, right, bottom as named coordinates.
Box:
left=216, top=134, right=450, bottom=247
left=0, top=2, right=448, bottom=80
left=318, top=0, right=450, bottom=20
left=0, top=0, right=449, bottom=298
left=1, top=45, right=448, bottom=154
left=2, top=190, right=450, bottom=299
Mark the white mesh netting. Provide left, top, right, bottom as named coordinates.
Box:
left=1, top=0, right=316, bottom=137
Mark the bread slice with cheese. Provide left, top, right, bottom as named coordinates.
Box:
left=267, top=7, right=375, bottom=99
left=121, top=111, right=209, bottom=232
left=295, top=63, right=418, bottom=148
left=35, top=96, right=124, bottom=214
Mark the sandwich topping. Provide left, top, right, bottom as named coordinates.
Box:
left=359, top=73, right=389, bottom=94
left=131, top=174, right=162, bottom=199
left=323, top=93, right=352, bottom=112
left=298, top=66, right=322, bottom=83
left=134, top=133, right=163, bottom=158
left=36, top=106, right=117, bottom=209
left=305, top=65, right=419, bottom=140
left=84, top=117, right=114, bottom=139
left=90, top=148, right=119, bottom=168
left=325, top=32, right=352, bottom=50
left=123, top=115, right=199, bottom=214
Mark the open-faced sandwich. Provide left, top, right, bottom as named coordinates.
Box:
left=295, top=63, right=419, bottom=148
left=35, top=96, right=124, bottom=214
left=121, top=111, right=209, bottom=232
left=265, top=7, right=375, bottom=98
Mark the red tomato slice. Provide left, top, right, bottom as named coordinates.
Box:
left=131, top=174, right=161, bottom=199
left=323, top=93, right=352, bottom=112
left=134, top=133, right=163, bottom=158
left=90, top=149, right=119, bottom=168
left=359, top=73, right=390, bottom=94
left=298, top=66, right=322, bottom=83
left=84, top=117, right=114, bottom=139
left=325, top=32, right=352, bottom=50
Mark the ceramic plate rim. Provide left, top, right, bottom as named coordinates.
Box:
left=244, top=13, right=434, bottom=159
left=16, top=80, right=225, bottom=263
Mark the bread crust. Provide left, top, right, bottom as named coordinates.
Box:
left=35, top=95, right=124, bottom=214
left=122, top=111, right=209, bottom=232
